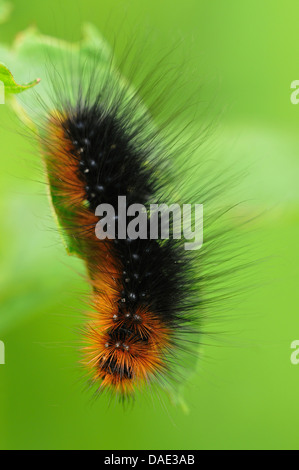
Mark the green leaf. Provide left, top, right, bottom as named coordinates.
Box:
left=0, top=62, right=40, bottom=94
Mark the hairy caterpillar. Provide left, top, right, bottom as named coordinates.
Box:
left=18, top=31, right=243, bottom=401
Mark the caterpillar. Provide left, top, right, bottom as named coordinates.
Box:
left=20, top=31, right=242, bottom=402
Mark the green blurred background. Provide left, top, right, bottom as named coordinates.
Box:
left=0, top=0, right=299, bottom=450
